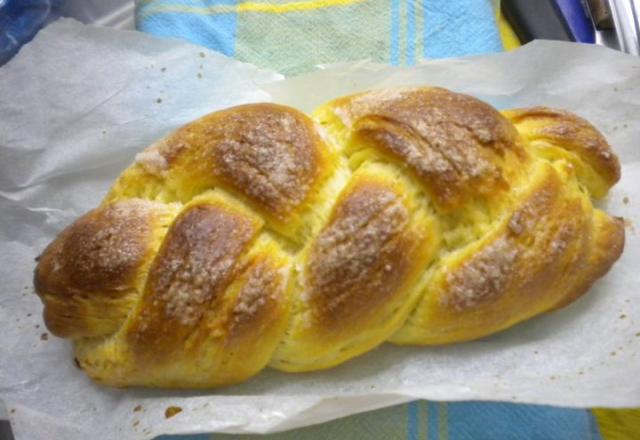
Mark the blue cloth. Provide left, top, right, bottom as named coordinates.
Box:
left=136, top=0, right=504, bottom=75
left=137, top=0, right=238, bottom=58
left=0, top=0, right=61, bottom=65
left=421, top=0, right=503, bottom=58
left=156, top=401, right=601, bottom=439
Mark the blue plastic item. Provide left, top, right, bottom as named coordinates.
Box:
left=0, top=0, right=62, bottom=66
left=555, top=0, right=596, bottom=43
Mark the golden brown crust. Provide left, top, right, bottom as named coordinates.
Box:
left=33, top=87, right=625, bottom=388
left=392, top=161, right=609, bottom=345
left=34, top=200, right=168, bottom=338
left=124, top=103, right=331, bottom=222
left=202, top=104, right=325, bottom=217
left=126, top=202, right=261, bottom=361
left=551, top=212, right=625, bottom=310
left=503, top=107, right=620, bottom=197
left=270, top=163, right=439, bottom=371
left=35, top=200, right=155, bottom=293
left=227, top=257, right=288, bottom=343
left=306, top=181, right=411, bottom=330
left=327, top=88, right=522, bottom=209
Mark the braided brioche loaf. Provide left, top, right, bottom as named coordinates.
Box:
left=34, top=88, right=624, bottom=388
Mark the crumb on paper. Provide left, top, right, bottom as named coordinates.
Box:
left=40, top=332, right=48, bottom=341
left=165, top=406, right=183, bottom=419
left=133, top=420, right=139, bottom=427
left=27, top=313, right=31, bottom=317
left=197, top=73, right=203, bottom=79
left=133, top=405, right=143, bottom=412
left=156, top=98, right=162, bottom=104
left=624, top=218, right=635, bottom=234
left=550, top=376, right=556, bottom=380
left=160, top=67, right=166, bottom=72
left=35, top=324, right=40, bottom=329
left=611, top=351, right=617, bottom=356
left=620, top=314, right=627, bottom=319
left=73, top=358, right=81, bottom=369
left=199, top=52, right=205, bottom=58
left=578, top=371, right=584, bottom=375
left=10, top=409, right=15, bottom=415
left=623, top=196, right=629, bottom=205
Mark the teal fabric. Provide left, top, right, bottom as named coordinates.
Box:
left=137, top=0, right=238, bottom=57
left=136, top=0, right=504, bottom=74
left=155, top=401, right=602, bottom=439
left=422, top=0, right=500, bottom=58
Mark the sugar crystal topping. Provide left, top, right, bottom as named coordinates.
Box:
left=307, top=184, right=411, bottom=319
left=148, top=205, right=256, bottom=327
left=444, top=236, right=519, bottom=311
left=210, top=108, right=320, bottom=215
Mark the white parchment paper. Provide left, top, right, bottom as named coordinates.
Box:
left=1, top=19, right=639, bottom=440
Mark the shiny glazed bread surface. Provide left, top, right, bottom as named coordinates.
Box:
left=34, top=88, right=625, bottom=388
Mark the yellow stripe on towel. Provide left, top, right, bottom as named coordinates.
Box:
left=139, top=0, right=364, bottom=16
left=495, top=0, right=520, bottom=50
left=594, top=409, right=640, bottom=440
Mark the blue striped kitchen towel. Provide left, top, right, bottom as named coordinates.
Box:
left=136, top=0, right=505, bottom=75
